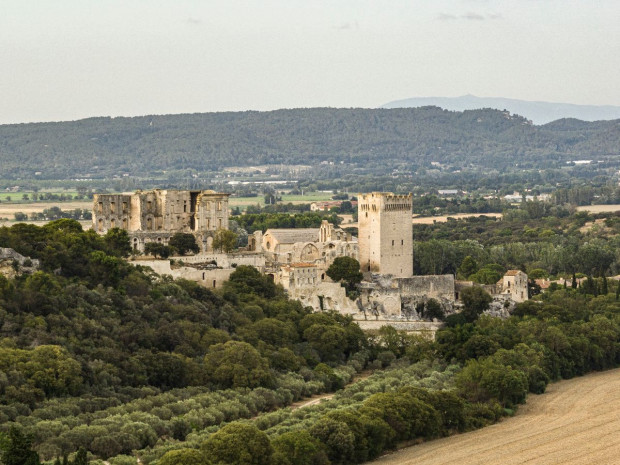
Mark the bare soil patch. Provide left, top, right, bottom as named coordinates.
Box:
left=579, top=218, right=609, bottom=234
left=0, top=201, right=92, bottom=217
left=411, top=213, right=502, bottom=225
left=371, top=368, right=620, bottom=465
left=343, top=213, right=502, bottom=229
left=0, top=201, right=93, bottom=229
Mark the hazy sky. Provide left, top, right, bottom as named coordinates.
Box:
left=1, top=0, right=619, bottom=124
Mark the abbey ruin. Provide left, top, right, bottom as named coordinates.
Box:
left=93, top=190, right=528, bottom=325
left=93, top=189, right=230, bottom=253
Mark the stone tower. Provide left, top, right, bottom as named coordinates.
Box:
left=358, top=192, right=413, bottom=277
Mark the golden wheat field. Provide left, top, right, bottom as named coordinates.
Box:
left=0, top=201, right=92, bottom=217
left=576, top=204, right=620, bottom=213
left=372, top=368, right=620, bottom=465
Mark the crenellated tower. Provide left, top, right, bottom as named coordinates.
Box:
left=358, top=192, right=413, bottom=277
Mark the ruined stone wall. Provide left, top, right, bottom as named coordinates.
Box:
left=135, top=259, right=234, bottom=289
left=170, top=252, right=265, bottom=269
left=358, top=274, right=455, bottom=320
left=288, top=282, right=359, bottom=315
left=354, top=320, right=443, bottom=336
left=247, top=231, right=263, bottom=252
left=398, top=275, right=455, bottom=301
left=129, top=231, right=173, bottom=252
left=129, top=194, right=142, bottom=231
left=159, top=190, right=193, bottom=232
left=195, top=192, right=229, bottom=232
left=276, top=264, right=319, bottom=291
left=94, top=190, right=230, bottom=252
left=93, top=194, right=132, bottom=233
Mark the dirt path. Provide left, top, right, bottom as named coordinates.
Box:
left=372, top=368, right=620, bottom=465
left=290, top=370, right=374, bottom=410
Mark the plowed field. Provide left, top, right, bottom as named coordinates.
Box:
left=372, top=368, right=620, bottom=465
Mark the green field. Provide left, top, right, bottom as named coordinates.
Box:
left=0, top=190, right=334, bottom=212
left=228, top=192, right=333, bottom=210
left=0, top=190, right=81, bottom=202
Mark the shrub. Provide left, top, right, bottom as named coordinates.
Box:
left=200, top=422, right=272, bottom=465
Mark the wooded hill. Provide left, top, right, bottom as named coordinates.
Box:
left=0, top=107, right=618, bottom=180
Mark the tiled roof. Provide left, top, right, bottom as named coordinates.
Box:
left=505, top=270, right=524, bottom=276
left=264, top=229, right=319, bottom=244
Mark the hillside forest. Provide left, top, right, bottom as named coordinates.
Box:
left=0, top=108, right=618, bottom=191
left=0, top=209, right=619, bottom=464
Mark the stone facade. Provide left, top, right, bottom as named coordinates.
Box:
left=358, top=274, right=456, bottom=320
left=276, top=263, right=320, bottom=291
left=136, top=259, right=235, bottom=289
left=498, top=270, right=528, bottom=303
left=262, top=220, right=358, bottom=277
left=358, top=192, right=413, bottom=277
left=93, top=189, right=230, bottom=252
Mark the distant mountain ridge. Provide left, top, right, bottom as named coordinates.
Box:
left=0, top=107, right=618, bottom=180
left=381, top=95, right=620, bottom=125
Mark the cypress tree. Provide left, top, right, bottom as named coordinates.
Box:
left=72, top=448, right=88, bottom=465
left=571, top=273, right=577, bottom=289
left=1, top=426, right=40, bottom=465
left=601, top=276, right=608, bottom=295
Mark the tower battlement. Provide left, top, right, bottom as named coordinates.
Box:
left=359, top=192, right=412, bottom=211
